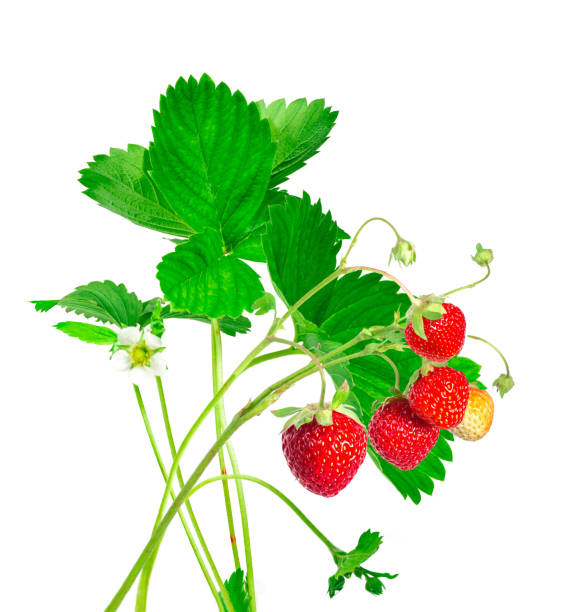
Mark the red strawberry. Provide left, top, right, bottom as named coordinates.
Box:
left=405, top=303, right=466, bottom=362
left=281, top=410, right=367, bottom=497
left=409, top=366, right=469, bottom=428
left=368, top=397, right=439, bottom=470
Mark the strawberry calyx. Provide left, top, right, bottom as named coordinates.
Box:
left=273, top=382, right=363, bottom=431
left=406, top=294, right=446, bottom=340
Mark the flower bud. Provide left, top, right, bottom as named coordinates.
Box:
left=390, top=237, right=416, bottom=267
left=493, top=374, right=515, bottom=397
left=472, top=243, right=494, bottom=266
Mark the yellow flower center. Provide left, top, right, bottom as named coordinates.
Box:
left=130, top=344, right=151, bottom=367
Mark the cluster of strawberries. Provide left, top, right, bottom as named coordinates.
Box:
left=281, top=302, right=495, bottom=497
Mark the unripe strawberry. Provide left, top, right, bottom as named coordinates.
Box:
left=409, top=366, right=469, bottom=428
left=405, top=303, right=466, bottom=362
left=368, top=397, right=439, bottom=470
left=451, top=387, right=494, bottom=441
left=281, top=409, right=367, bottom=497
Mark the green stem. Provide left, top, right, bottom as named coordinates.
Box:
left=269, top=336, right=327, bottom=408
left=342, top=265, right=418, bottom=305
left=190, top=475, right=340, bottom=555
left=106, top=349, right=371, bottom=611
left=442, top=265, right=491, bottom=297
left=340, top=216, right=402, bottom=266
left=377, top=353, right=401, bottom=392
left=155, top=377, right=227, bottom=595
left=467, top=334, right=511, bottom=375
left=211, top=320, right=241, bottom=570
left=212, top=319, right=257, bottom=611
left=131, top=385, right=223, bottom=611
left=247, top=348, right=300, bottom=369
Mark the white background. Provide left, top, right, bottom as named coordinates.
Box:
left=1, top=1, right=575, bottom=611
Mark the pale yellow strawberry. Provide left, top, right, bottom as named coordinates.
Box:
left=450, top=387, right=494, bottom=441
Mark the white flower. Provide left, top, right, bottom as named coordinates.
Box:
left=111, top=326, right=167, bottom=378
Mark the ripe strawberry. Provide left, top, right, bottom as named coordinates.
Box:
left=405, top=302, right=466, bottom=362
left=281, top=410, right=367, bottom=497
left=409, top=366, right=469, bottom=428
left=368, top=397, right=439, bottom=470
left=451, top=387, right=494, bottom=441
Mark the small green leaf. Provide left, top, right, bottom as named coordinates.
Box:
left=150, top=75, right=276, bottom=251
left=251, top=293, right=276, bottom=315
left=54, top=322, right=118, bottom=345
left=79, top=144, right=192, bottom=237
left=157, top=229, right=264, bottom=319
left=256, top=97, right=338, bottom=187
left=219, top=569, right=251, bottom=612
left=34, top=281, right=143, bottom=328
left=333, top=530, right=383, bottom=579
left=365, top=577, right=385, bottom=595
left=31, top=300, right=59, bottom=312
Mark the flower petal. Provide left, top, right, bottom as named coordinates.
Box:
left=149, top=354, right=167, bottom=375
left=117, top=327, right=140, bottom=346
left=143, top=329, right=163, bottom=350
left=110, top=350, right=132, bottom=371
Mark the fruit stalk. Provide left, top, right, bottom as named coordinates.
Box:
left=212, top=319, right=256, bottom=611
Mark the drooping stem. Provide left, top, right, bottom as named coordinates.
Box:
left=190, top=475, right=341, bottom=555
left=155, top=377, right=227, bottom=595
left=269, top=336, right=327, bottom=408
left=211, top=320, right=241, bottom=570
left=131, top=385, right=223, bottom=611
left=467, top=334, right=511, bottom=376
left=378, top=353, right=401, bottom=392
left=442, top=265, right=491, bottom=297
left=212, top=319, right=257, bottom=610
left=247, top=348, right=300, bottom=369
left=340, top=216, right=402, bottom=266
left=342, top=265, right=418, bottom=305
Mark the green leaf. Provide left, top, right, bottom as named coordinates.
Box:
left=334, top=530, right=383, bottom=578
left=157, top=229, right=264, bottom=319
left=328, top=530, right=396, bottom=598
left=256, top=98, right=338, bottom=187
left=139, top=299, right=251, bottom=337
left=150, top=74, right=276, bottom=251
left=263, top=192, right=346, bottom=326
left=219, top=569, right=251, bottom=612
left=54, top=322, right=118, bottom=345
left=31, top=300, right=59, bottom=312
left=36, top=281, right=143, bottom=328
left=251, top=292, right=276, bottom=316
left=79, top=144, right=192, bottom=237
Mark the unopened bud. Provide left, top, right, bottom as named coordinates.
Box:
left=493, top=374, right=515, bottom=397
left=390, top=237, right=416, bottom=267
left=472, top=243, right=494, bottom=266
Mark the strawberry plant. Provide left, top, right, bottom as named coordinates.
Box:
left=33, top=74, right=515, bottom=611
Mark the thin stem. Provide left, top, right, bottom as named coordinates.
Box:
left=269, top=336, right=327, bottom=407
left=106, top=349, right=372, bottom=611
left=211, top=320, right=241, bottom=570
left=467, top=334, right=511, bottom=376
left=155, top=377, right=227, bottom=594
left=190, top=475, right=340, bottom=555
left=131, top=385, right=223, bottom=611
left=442, top=265, right=491, bottom=297
left=247, top=348, right=300, bottom=369
left=340, top=216, right=402, bottom=266
left=378, top=353, right=401, bottom=392
left=212, top=319, right=257, bottom=611
left=342, top=265, right=418, bottom=305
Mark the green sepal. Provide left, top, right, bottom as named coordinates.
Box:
left=331, top=381, right=350, bottom=411
left=389, top=237, right=416, bottom=267
left=271, top=406, right=302, bottom=418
